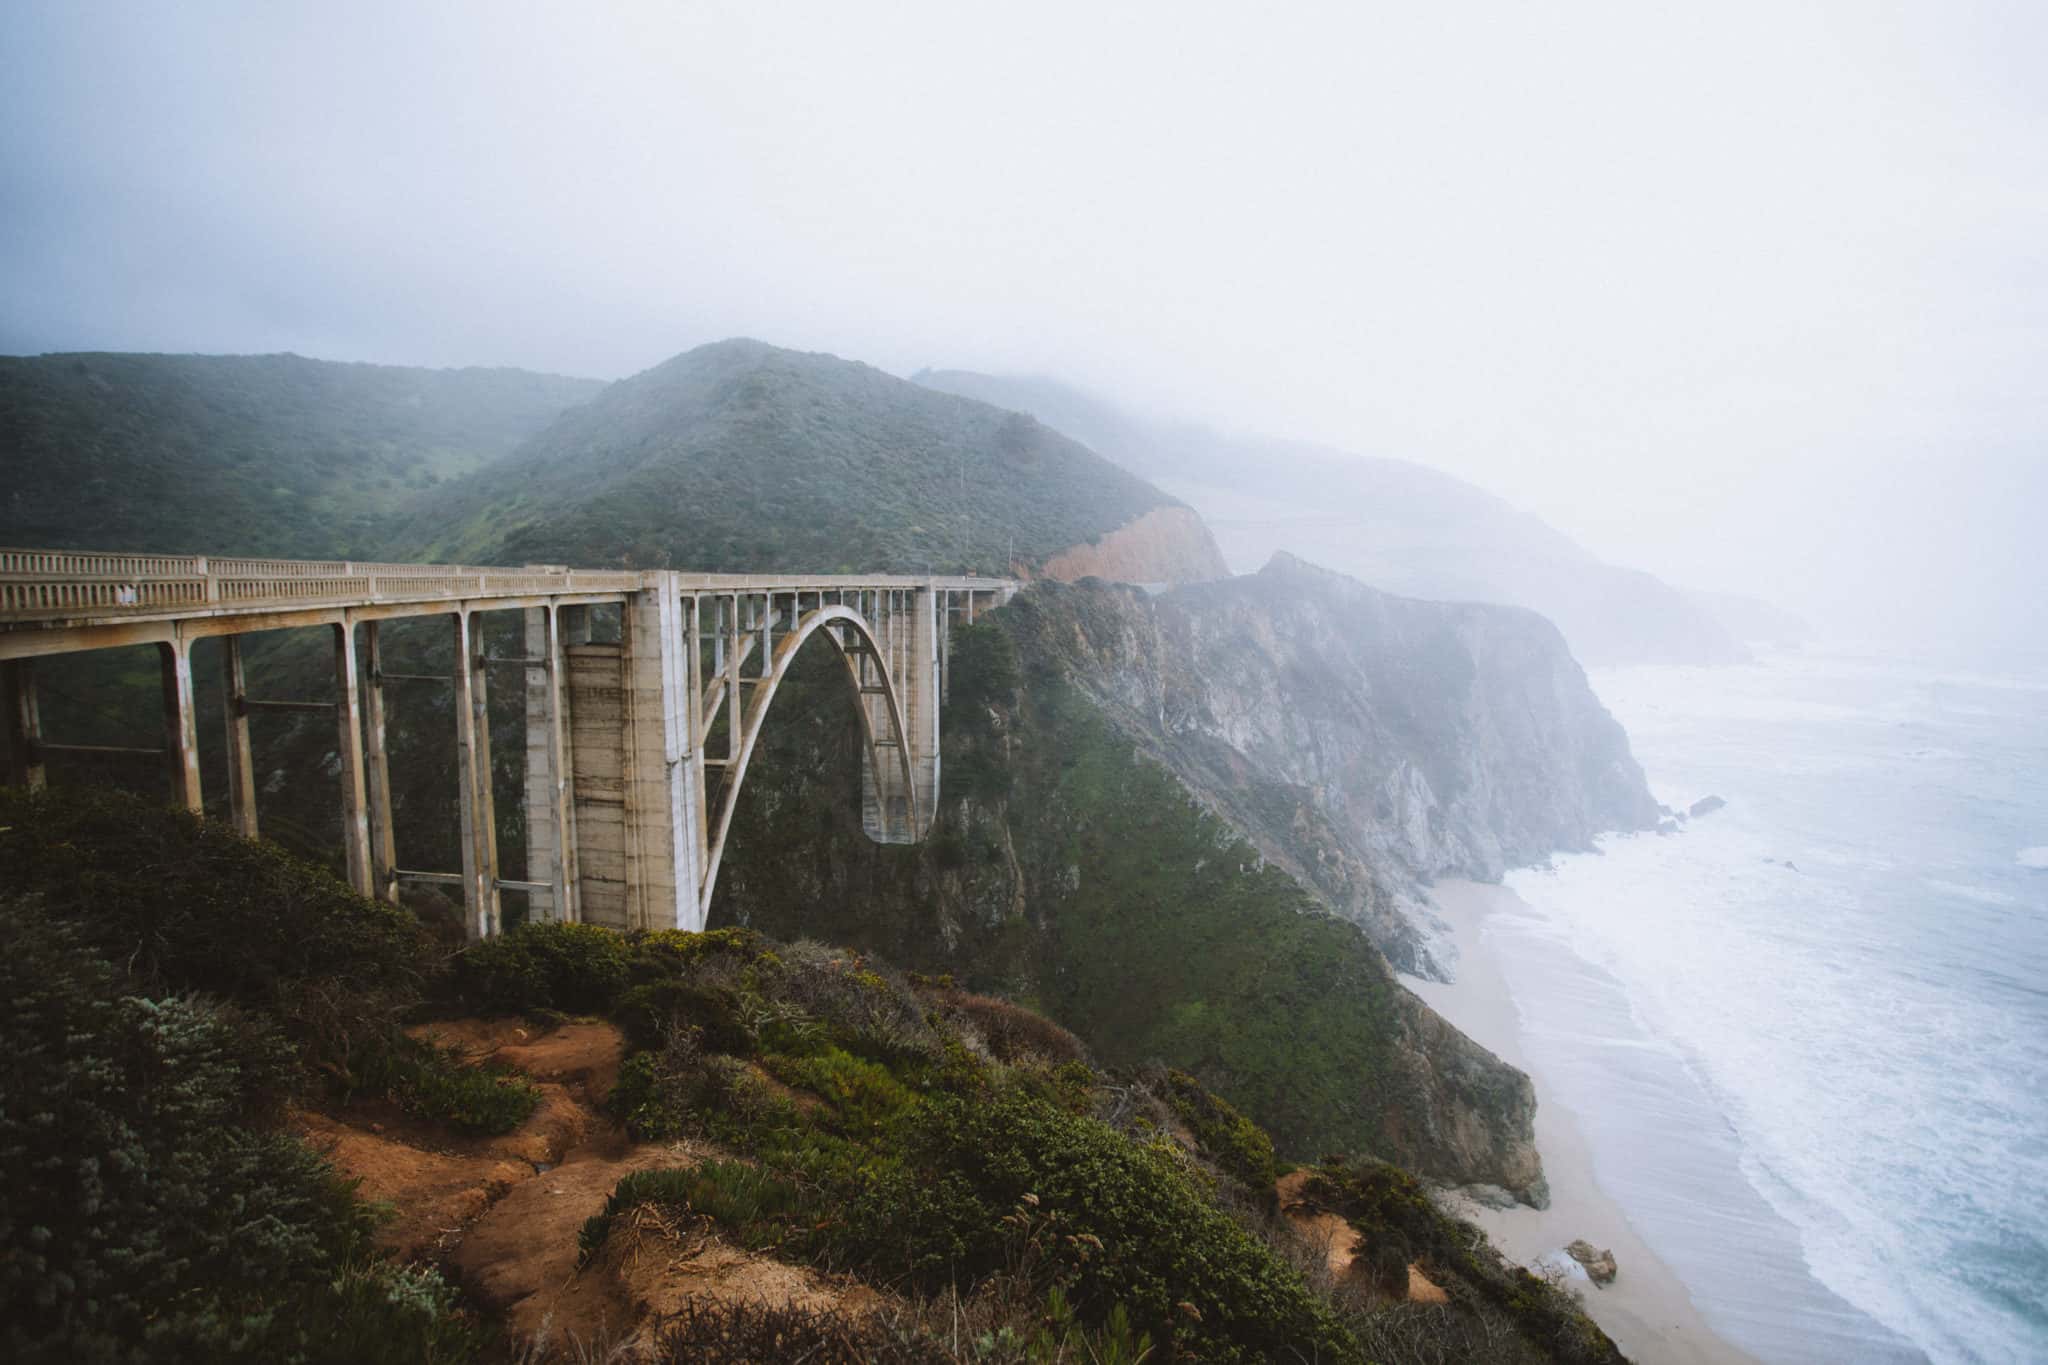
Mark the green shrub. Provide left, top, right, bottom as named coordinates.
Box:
left=580, top=1162, right=807, bottom=1264
left=0, top=894, right=479, bottom=1363
left=649, top=1296, right=956, bottom=1363
left=942, top=990, right=1088, bottom=1066
left=0, top=786, right=435, bottom=1068
left=1305, top=1159, right=1625, bottom=1364
left=615, top=977, right=752, bottom=1053
left=1161, top=1068, right=1279, bottom=1193
left=873, top=1090, right=1360, bottom=1363
left=608, top=1050, right=694, bottom=1141
left=766, top=1047, right=919, bottom=1138
left=454, top=920, right=630, bottom=1014
left=355, top=1035, right=540, bottom=1135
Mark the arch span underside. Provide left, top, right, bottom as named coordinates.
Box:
left=697, top=603, right=919, bottom=915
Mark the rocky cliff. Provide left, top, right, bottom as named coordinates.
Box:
left=708, top=565, right=1656, bottom=1203
left=1040, top=554, right=1662, bottom=974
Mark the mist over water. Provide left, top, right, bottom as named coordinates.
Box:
left=1504, top=648, right=2048, bottom=1363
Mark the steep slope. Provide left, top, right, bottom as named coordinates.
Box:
left=914, top=369, right=1749, bottom=666
left=1049, top=554, right=1661, bottom=974
left=403, top=339, right=1226, bottom=581
left=0, top=351, right=603, bottom=557
left=712, top=569, right=1655, bottom=1198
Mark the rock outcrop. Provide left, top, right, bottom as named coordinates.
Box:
left=1040, top=504, right=1228, bottom=585
left=1017, top=554, right=1660, bottom=974
left=1566, top=1240, right=1619, bottom=1286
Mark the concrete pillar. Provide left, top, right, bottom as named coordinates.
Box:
left=622, top=575, right=703, bottom=930
left=362, top=622, right=398, bottom=901
left=157, top=638, right=202, bottom=812
left=523, top=605, right=578, bottom=923
left=220, top=636, right=258, bottom=837
left=2, top=659, right=46, bottom=790
left=332, top=620, right=373, bottom=896
left=452, top=610, right=500, bottom=939
left=724, top=593, right=740, bottom=764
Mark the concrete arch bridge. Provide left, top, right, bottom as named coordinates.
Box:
left=0, top=549, right=1016, bottom=937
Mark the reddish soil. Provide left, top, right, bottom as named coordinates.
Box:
left=296, top=1017, right=875, bottom=1356
left=1275, top=1169, right=1449, bottom=1304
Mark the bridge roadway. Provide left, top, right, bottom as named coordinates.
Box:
left=0, top=548, right=1017, bottom=937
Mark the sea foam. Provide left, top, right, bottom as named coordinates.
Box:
left=1506, top=650, right=2048, bottom=1364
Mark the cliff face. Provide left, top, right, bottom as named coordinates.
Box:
left=707, top=566, right=1658, bottom=1202
left=1019, top=555, right=1660, bottom=974
left=1039, top=505, right=1228, bottom=585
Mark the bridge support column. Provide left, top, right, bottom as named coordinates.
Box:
left=220, top=636, right=259, bottom=838
left=453, top=610, right=501, bottom=939
left=362, top=622, right=398, bottom=902
left=860, top=586, right=939, bottom=843
left=621, top=576, right=704, bottom=931
left=1, top=659, right=46, bottom=790
left=332, top=620, right=374, bottom=897
left=523, top=606, right=579, bottom=923
left=158, top=637, right=202, bottom=813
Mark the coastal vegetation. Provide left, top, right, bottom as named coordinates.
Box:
left=397, top=339, right=1187, bottom=575
left=0, top=351, right=600, bottom=558
left=0, top=784, right=1619, bottom=1361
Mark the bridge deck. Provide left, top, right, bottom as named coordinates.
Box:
left=0, top=547, right=1015, bottom=634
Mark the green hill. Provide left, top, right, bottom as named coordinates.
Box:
left=398, top=339, right=1184, bottom=575
left=0, top=351, right=603, bottom=557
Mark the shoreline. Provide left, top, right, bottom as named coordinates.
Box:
left=1404, top=878, right=1758, bottom=1365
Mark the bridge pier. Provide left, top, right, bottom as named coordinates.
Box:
left=331, top=621, right=374, bottom=896
left=219, top=636, right=259, bottom=838
left=158, top=637, right=202, bottom=813
left=452, top=610, right=501, bottom=939
left=1, top=658, right=46, bottom=790
left=522, top=605, right=581, bottom=923
left=362, top=621, right=399, bottom=903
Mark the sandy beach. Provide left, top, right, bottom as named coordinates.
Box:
left=1405, top=879, right=1757, bottom=1365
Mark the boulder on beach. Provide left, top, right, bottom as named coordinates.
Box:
left=1689, top=795, right=1727, bottom=818
left=1566, top=1238, right=1618, bottom=1286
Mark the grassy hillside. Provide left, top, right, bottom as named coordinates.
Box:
left=915, top=369, right=1750, bottom=666
left=398, top=339, right=1182, bottom=574
left=0, top=351, right=603, bottom=557
left=0, top=786, right=1622, bottom=1364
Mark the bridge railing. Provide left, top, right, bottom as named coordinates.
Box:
left=0, top=547, right=649, bottom=622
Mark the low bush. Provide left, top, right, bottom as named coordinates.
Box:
left=648, top=1297, right=956, bottom=1364
left=0, top=786, right=435, bottom=1068
left=1304, top=1159, right=1625, bottom=1364
left=454, top=920, right=630, bottom=1014
left=940, top=989, right=1088, bottom=1066
left=579, top=1162, right=808, bottom=1264
left=1161, top=1067, right=1279, bottom=1193
left=0, top=894, right=480, bottom=1364
left=355, top=1035, right=541, bottom=1135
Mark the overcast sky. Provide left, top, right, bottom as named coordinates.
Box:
left=3, top=2, right=2042, bottom=655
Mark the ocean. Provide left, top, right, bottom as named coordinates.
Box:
left=1498, top=646, right=2048, bottom=1364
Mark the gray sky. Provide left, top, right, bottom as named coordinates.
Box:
left=4, top=2, right=2042, bottom=656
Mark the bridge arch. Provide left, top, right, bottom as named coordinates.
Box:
left=697, top=602, right=917, bottom=913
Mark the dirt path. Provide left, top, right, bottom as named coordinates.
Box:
left=297, top=1017, right=868, bottom=1355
